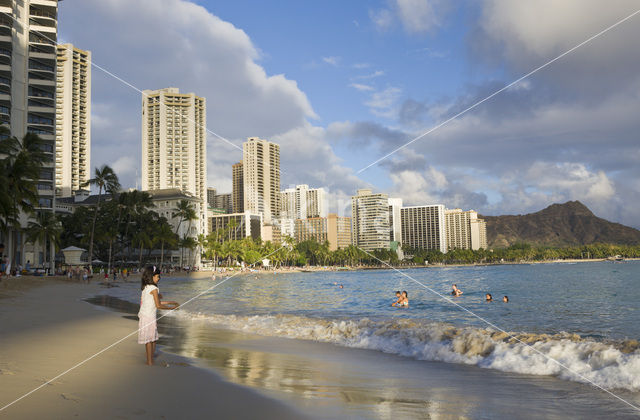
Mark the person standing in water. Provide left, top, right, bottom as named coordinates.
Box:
left=399, top=291, right=409, bottom=307
left=138, top=265, right=179, bottom=365
left=503, top=296, right=509, bottom=303
left=451, top=284, right=463, bottom=297
left=391, top=291, right=402, bottom=307
left=485, top=293, right=493, bottom=302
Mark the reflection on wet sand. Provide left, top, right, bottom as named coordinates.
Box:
left=87, top=295, right=640, bottom=420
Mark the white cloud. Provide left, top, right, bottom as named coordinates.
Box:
left=353, top=70, right=385, bottom=80
left=371, top=0, right=448, bottom=34
left=322, top=56, right=340, bottom=66
left=365, top=87, right=403, bottom=118
left=396, top=0, right=443, bottom=33
left=59, top=0, right=320, bottom=191
left=349, top=83, right=375, bottom=92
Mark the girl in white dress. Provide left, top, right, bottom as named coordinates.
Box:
left=138, top=265, right=179, bottom=365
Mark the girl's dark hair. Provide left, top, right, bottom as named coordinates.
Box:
left=141, top=265, right=161, bottom=290
left=402, top=290, right=408, bottom=297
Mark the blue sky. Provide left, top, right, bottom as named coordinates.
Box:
left=59, top=0, right=640, bottom=227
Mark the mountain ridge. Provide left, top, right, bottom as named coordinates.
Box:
left=481, top=201, right=640, bottom=248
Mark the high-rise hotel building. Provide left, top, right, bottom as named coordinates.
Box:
left=351, top=189, right=390, bottom=252
left=444, top=208, right=488, bottom=251
left=400, top=205, right=447, bottom=253
left=243, top=137, right=280, bottom=223
left=55, top=43, right=91, bottom=197
left=141, top=87, right=207, bottom=235
left=280, top=184, right=327, bottom=220
left=232, top=161, right=243, bottom=213
left=1, top=0, right=60, bottom=210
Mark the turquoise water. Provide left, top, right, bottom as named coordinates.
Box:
left=105, top=261, right=640, bottom=392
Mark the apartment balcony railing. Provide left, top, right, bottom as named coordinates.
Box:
left=29, top=61, right=54, bottom=72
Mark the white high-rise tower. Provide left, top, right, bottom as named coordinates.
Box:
left=55, top=43, right=91, bottom=197
left=242, top=137, right=280, bottom=223
left=141, top=87, right=207, bottom=235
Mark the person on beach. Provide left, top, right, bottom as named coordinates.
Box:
left=451, top=284, right=463, bottom=297
left=138, top=265, right=179, bottom=366
left=486, top=293, right=493, bottom=302
left=503, top=296, right=509, bottom=303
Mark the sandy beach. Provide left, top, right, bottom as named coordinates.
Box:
left=0, top=277, right=307, bottom=419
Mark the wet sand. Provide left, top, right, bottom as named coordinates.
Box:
left=90, top=295, right=640, bottom=419
left=0, top=278, right=307, bottom=419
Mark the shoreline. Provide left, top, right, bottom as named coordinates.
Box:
left=0, top=277, right=309, bottom=419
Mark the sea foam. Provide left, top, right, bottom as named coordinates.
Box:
left=168, top=310, right=640, bottom=392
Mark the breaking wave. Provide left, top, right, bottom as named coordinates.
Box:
left=168, top=310, right=640, bottom=392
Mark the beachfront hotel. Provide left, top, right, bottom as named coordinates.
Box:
left=232, top=161, right=244, bottom=213
left=295, top=213, right=352, bottom=251
left=242, top=137, right=280, bottom=224
left=351, top=189, right=390, bottom=252
left=400, top=205, right=448, bottom=253
left=280, top=184, right=327, bottom=220
left=141, top=87, right=207, bottom=237
left=444, top=208, right=488, bottom=251
left=0, top=0, right=60, bottom=266
left=1, top=0, right=59, bottom=211
left=55, top=43, right=91, bottom=198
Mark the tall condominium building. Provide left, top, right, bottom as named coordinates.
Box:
left=351, top=189, right=390, bottom=252
left=388, top=198, right=403, bottom=243
left=243, top=137, right=280, bottom=223
left=232, top=161, right=244, bottom=213
left=1, top=0, right=60, bottom=211
left=280, top=184, right=327, bottom=220
left=401, top=205, right=447, bottom=253
left=470, top=217, right=488, bottom=250
left=141, top=87, right=207, bottom=236
left=214, top=193, right=232, bottom=213
left=206, top=187, right=217, bottom=208
left=55, top=43, right=91, bottom=197
left=294, top=214, right=351, bottom=251
left=444, top=209, right=488, bottom=251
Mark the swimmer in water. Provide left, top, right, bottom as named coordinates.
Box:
left=391, top=291, right=402, bottom=307
left=503, top=295, right=509, bottom=303
left=339, top=284, right=344, bottom=289
left=400, top=291, right=409, bottom=307
left=451, top=284, right=463, bottom=297
left=486, top=293, right=493, bottom=302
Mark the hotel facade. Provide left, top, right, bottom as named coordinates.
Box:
left=141, top=87, right=207, bottom=236
left=351, top=189, right=390, bottom=252
left=400, top=205, right=447, bottom=253
left=55, top=43, right=91, bottom=198
left=242, top=137, right=280, bottom=223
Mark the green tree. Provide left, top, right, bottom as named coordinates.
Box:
left=25, top=211, right=62, bottom=274
left=82, top=165, right=120, bottom=272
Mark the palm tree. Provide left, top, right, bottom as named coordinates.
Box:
left=25, top=211, right=62, bottom=274
left=133, top=230, right=152, bottom=269
left=0, top=130, right=50, bottom=267
left=172, top=199, right=197, bottom=236
left=155, top=222, right=176, bottom=268
left=82, top=165, right=120, bottom=274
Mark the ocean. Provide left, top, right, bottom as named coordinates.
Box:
left=91, top=261, right=640, bottom=419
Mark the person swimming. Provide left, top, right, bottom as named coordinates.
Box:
left=451, top=284, right=463, bottom=297
left=503, top=295, right=509, bottom=303
left=486, top=293, right=493, bottom=302
left=399, top=291, right=409, bottom=307
left=391, top=291, right=402, bottom=307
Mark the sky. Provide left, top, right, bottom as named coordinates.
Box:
left=58, top=0, right=640, bottom=228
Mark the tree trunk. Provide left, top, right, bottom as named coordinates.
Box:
left=160, top=241, right=165, bottom=268
left=138, top=242, right=143, bottom=269
left=87, top=186, right=103, bottom=274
